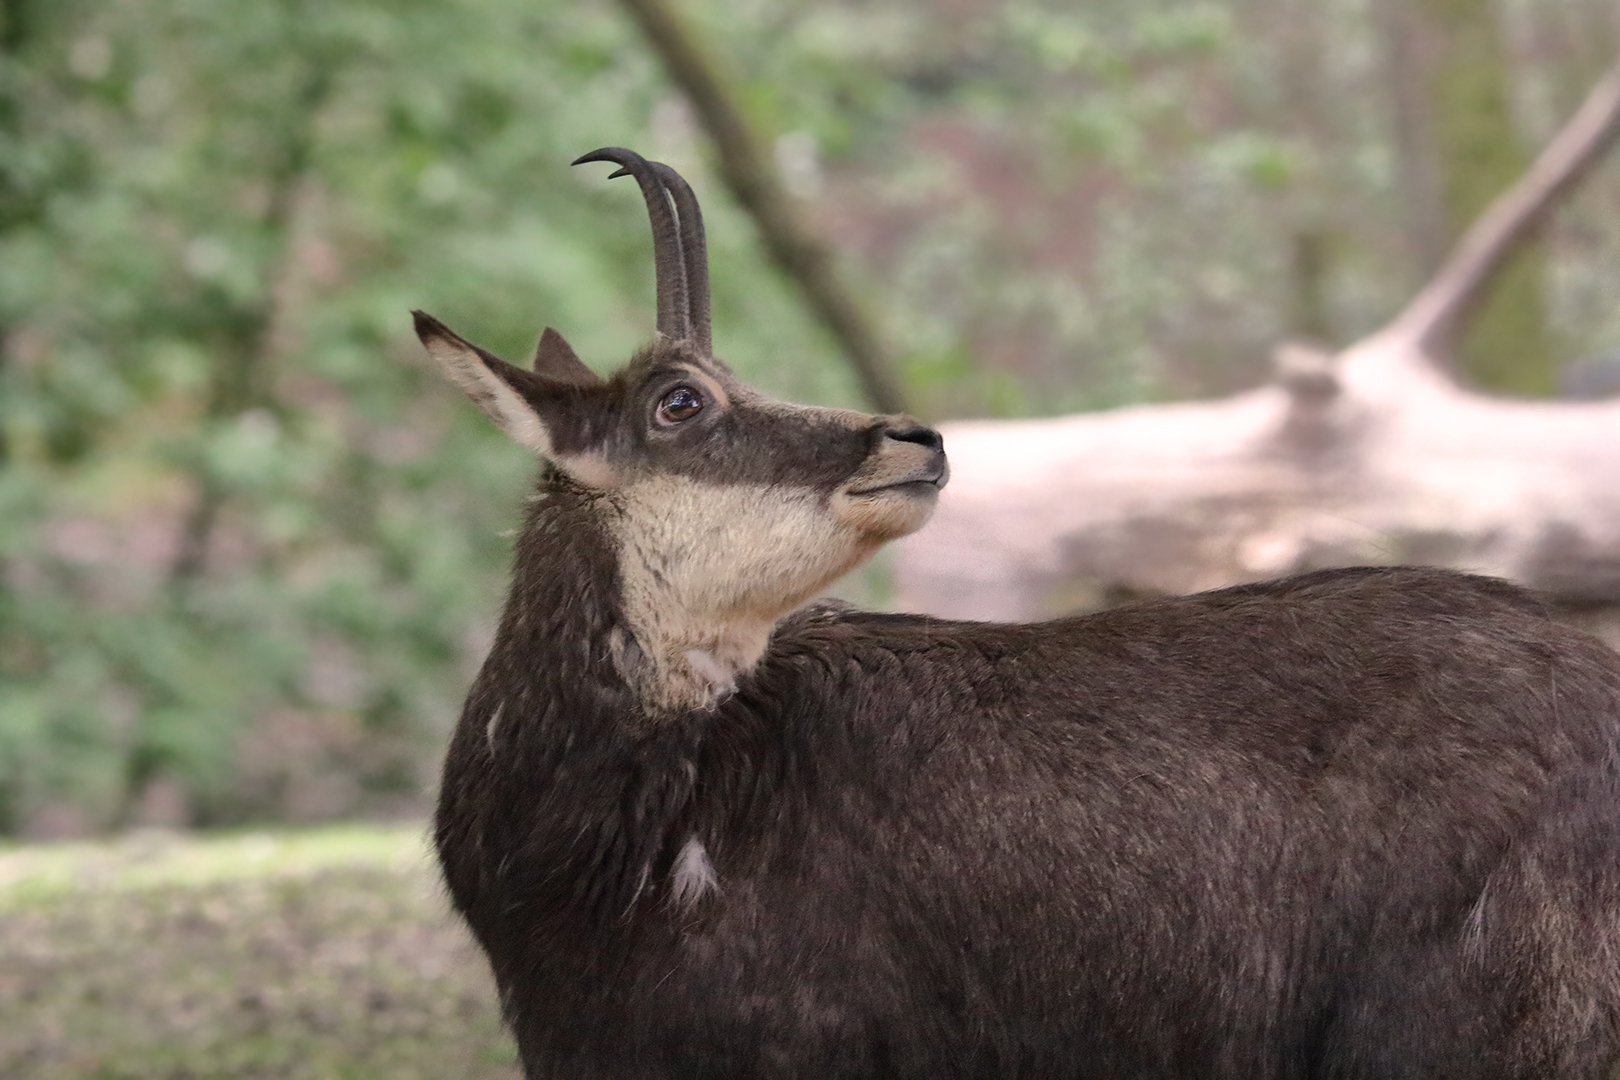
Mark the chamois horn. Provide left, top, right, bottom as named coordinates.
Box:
left=649, top=161, right=711, bottom=357
left=573, top=147, right=691, bottom=344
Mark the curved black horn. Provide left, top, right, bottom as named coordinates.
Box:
left=573, top=147, right=690, bottom=343
left=649, top=161, right=711, bottom=357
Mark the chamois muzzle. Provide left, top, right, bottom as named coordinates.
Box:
left=849, top=418, right=947, bottom=495
left=839, top=415, right=948, bottom=512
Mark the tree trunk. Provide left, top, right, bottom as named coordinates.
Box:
left=0, top=0, right=44, bottom=466
left=169, top=62, right=331, bottom=585
left=1384, top=0, right=1556, bottom=393
left=614, top=0, right=910, bottom=415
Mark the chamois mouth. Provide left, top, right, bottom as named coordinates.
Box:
left=847, top=464, right=949, bottom=498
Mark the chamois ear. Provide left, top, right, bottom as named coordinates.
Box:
left=533, top=327, right=601, bottom=387
left=412, top=309, right=556, bottom=456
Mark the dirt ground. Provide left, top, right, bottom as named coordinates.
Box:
left=0, top=825, right=521, bottom=1080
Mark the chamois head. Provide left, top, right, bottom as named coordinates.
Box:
left=412, top=148, right=946, bottom=711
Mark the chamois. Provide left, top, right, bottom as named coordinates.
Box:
left=418, top=148, right=1620, bottom=1080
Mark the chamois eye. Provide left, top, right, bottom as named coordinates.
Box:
left=656, top=386, right=705, bottom=425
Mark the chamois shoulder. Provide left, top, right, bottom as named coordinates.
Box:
left=1189, top=564, right=1550, bottom=618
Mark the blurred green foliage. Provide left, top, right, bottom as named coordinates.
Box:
left=0, top=0, right=1615, bottom=834
left=0, top=0, right=884, bottom=834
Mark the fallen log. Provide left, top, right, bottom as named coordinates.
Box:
left=894, top=62, right=1620, bottom=646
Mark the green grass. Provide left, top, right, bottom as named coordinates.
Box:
left=0, top=824, right=520, bottom=1080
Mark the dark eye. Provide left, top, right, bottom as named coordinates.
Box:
left=656, top=386, right=705, bottom=425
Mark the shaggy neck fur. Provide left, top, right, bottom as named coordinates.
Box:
left=496, top=470, right=842, bottom=722
left=442, top=467, right=868, bottom=940
left=447, top=473, right=716, bottom=927
left=614, top=618, right=775, bottom=714
left=606, top=475, right=879, bottom=715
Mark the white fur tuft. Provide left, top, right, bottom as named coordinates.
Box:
left=670, top=836, right=719, bottom=909
left=484, top=701, right=504, bottom=752
left=683, top=649, right=736, bottom=704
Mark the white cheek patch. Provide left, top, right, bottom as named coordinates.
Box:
left=612, top=477, right=875, bottom=712
left=670, top=836, right=718, bottom=909
left=422, top=336, right=554, bottom=457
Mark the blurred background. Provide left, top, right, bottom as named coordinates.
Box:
left=4, top=0, right=1619, bottom=841
left=2, top=0, right=1618, bottom=1074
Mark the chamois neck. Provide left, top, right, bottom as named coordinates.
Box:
left=626, top=610, right=776, bottom=714
left=500, top=471, right=777, bottom=722
left=495, top=478, right=626, bottom=703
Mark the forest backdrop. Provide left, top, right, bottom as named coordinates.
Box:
left=1, top=0, right=1617, bottom=836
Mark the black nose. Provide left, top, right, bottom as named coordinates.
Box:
left=884, top=422, right=944, bottom=452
